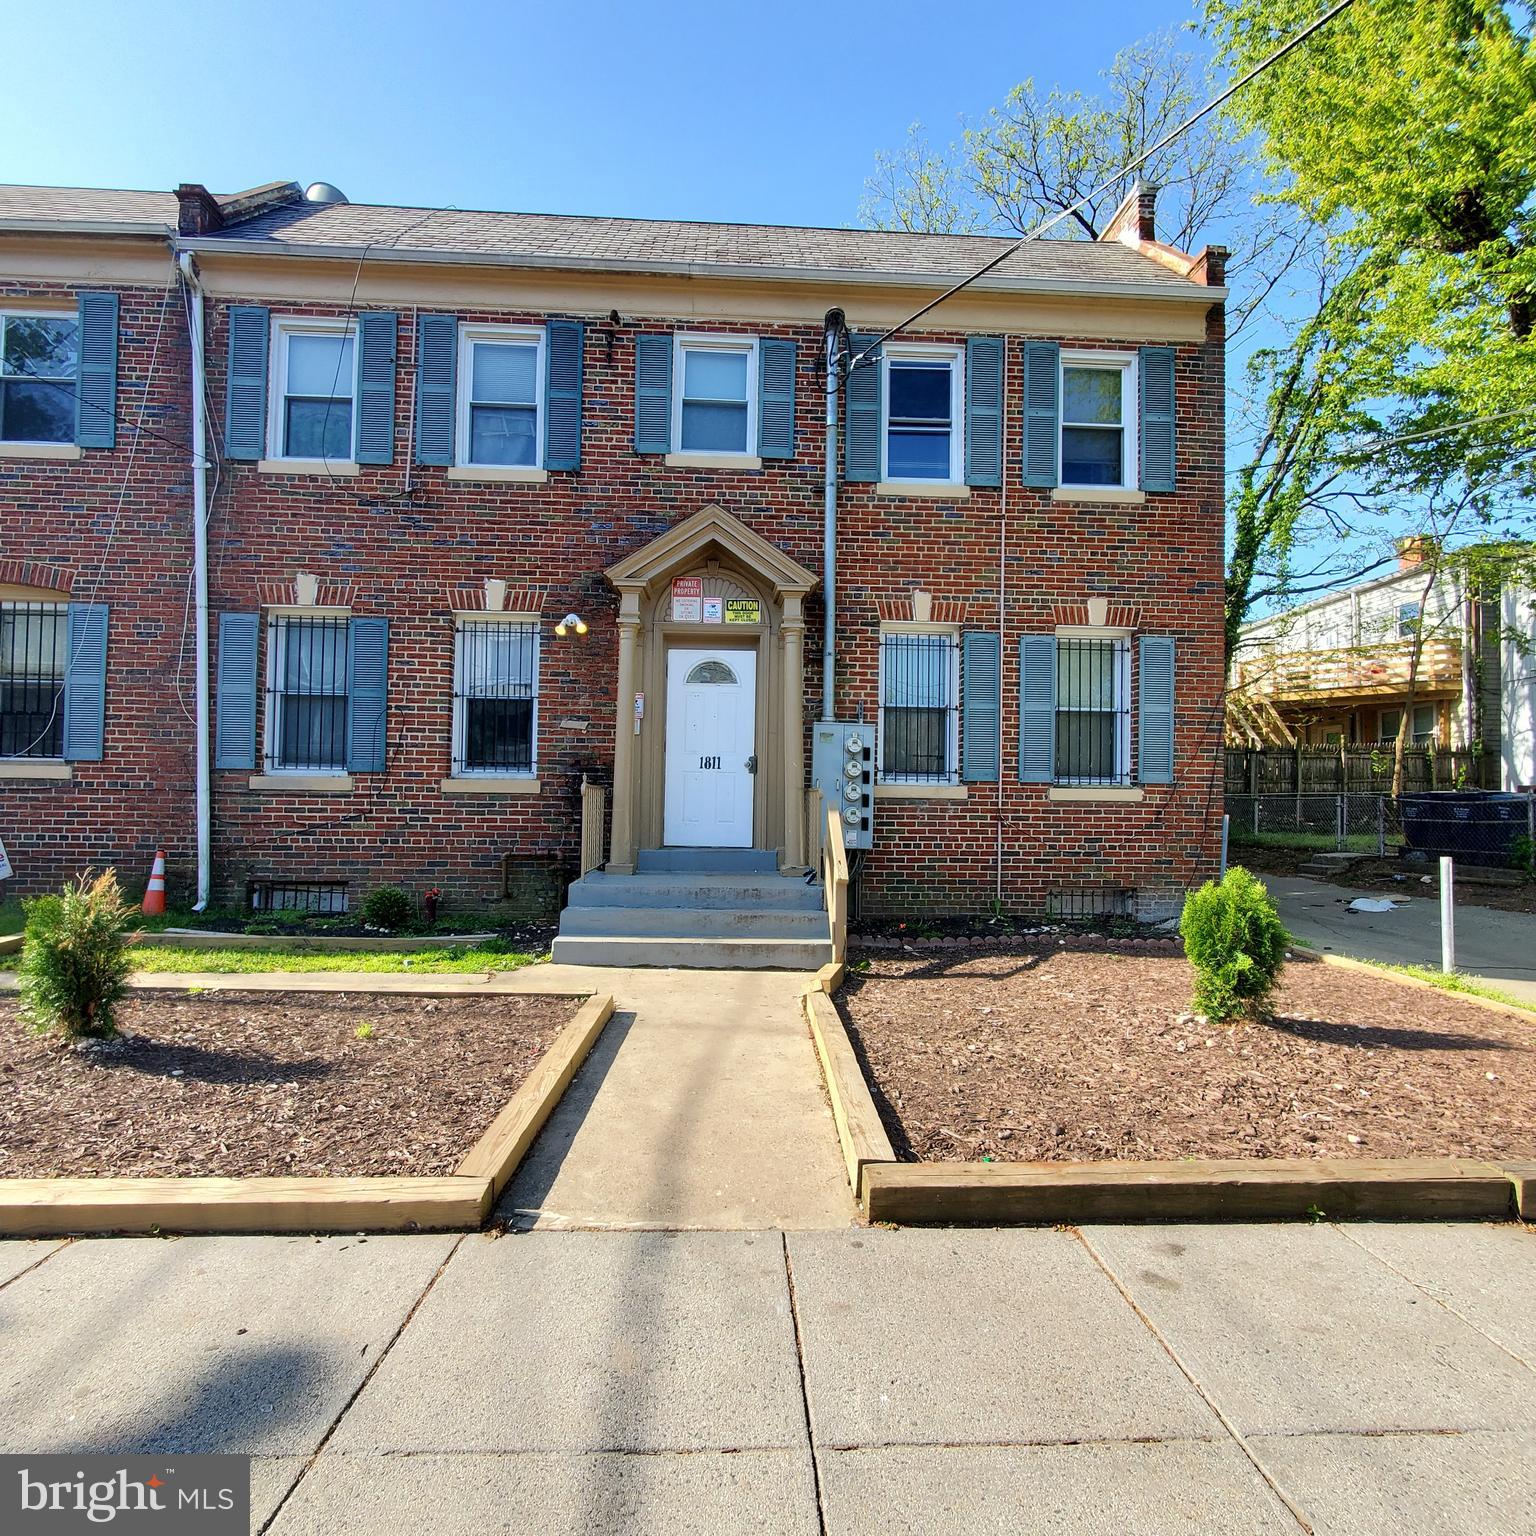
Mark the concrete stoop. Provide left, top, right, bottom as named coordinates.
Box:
left=552, top=850, right=834, bottom=970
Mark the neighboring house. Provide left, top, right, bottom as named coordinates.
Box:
left=1231, top=538, right=1536, bottom=789
left=0, top=177, right=1228, bottom=932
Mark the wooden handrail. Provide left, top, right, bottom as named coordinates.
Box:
left=579, top=776, right=607, bottom=877
left=823, top=796, right=849, bottom=964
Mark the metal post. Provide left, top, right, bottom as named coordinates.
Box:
left=1440, top=855, right=1455, bottom=974
left=1377, top=794, right=1386, bottom=858
left=1336, top=794, right=1345, bottom=850
left=1220, top=813, right=1230, bottom=879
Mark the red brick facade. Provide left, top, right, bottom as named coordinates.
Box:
left=2, top=211, right=1225, bottom=922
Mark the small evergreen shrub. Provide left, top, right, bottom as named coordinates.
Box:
left=19, top=869, right=135, bottom=1039
left=361, top=885, right=414, bottom=931
left=1179, top=866, right=1289, bottom=1023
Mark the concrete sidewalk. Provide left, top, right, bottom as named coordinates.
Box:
left=2, top=1223, right=1533, bottom=1533
left=1261, top=873, right=1536, bottom=1006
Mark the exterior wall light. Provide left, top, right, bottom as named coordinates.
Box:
left=554, top=613, right=588, bottom=637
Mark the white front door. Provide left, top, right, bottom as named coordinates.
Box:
left=664, top=647, right=757, bottom=847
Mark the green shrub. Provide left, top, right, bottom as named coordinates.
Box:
left=360, top=885, right=414, bottom=931
left=1179, top=866, right=1289, bottom=1023
left=1510, top=833, right=1534, bottom=878
left=18, top=869, right=135, bottom=1039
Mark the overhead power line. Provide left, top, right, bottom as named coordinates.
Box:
left=848, top=0, right=1362, bottom=368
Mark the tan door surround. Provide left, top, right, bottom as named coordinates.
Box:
left=605, top=504, right=818, bottom=874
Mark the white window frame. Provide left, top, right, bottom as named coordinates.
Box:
left=1059, top=350, right=1138, bottom=491
left=880, top=342, right=964, bottom=484
left=1053, top=634, right=1132, bottom=787
left=876, top=623, right=961, bottom=786
left=0, top=309, right=78, bottom=445
left=0, top=598, right=67, bottom=760
left=267, top=315, right=359, bottom=462
left=262, top=614, right=352, bottom=776
left=1397, top=601, right=1422, bottom=639
left=455, top=323, right=546, bottom=470
left=670, top=333, right=758, bottom=457
left=451, top=618, right=541, bottom=778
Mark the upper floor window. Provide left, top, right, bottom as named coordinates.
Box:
left=0, top=601, right=65, bottom=758
left=673, top=336, right=757, bottom=455
left=458, top=325, right=544, bottom=468
left=878, top=628, right=960, bottom=784
left=1060, top=353, right=1136, bottom=489
left=269, top=318, right=356, bottom=461
left=0, top=313, right=78, bottom=444
left=1397, top=601, right=1421, bottom=639
left=883, top=344, right=962, bottom=482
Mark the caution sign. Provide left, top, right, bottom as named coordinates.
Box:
left=724, top=598, right=761, bottom=625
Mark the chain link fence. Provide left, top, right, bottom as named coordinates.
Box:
left=1227, top=791, right=1536, bottom=868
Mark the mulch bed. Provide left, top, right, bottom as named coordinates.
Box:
left=0, top=991, right=577, bottom=1179
left=839, top=949, right=1536, bottom=1164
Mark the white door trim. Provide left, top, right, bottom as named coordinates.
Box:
left=663, top=647, right=757, bottom=847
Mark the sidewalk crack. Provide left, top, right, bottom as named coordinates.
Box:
left=1073, top=1228, right=1315, bottom=1535
left=782, top=1233, right=829, bottom=1536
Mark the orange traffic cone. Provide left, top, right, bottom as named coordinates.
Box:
left=142, top=849, right=167, bottom=916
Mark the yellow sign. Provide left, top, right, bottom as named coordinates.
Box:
left=724, top=599, right=761, bottom=625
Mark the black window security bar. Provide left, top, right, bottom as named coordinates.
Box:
left=1056, top=638, right=1131, bottom=786
left=880, top=631, right=958, bottom=783
left=1050, top=887, right=1136, bottom=920
left=455, top=621, right=537, bottom=775
left=268, top=617, right=349, bottom=772
left=0, top=602, right=66, bottom=758
left=249, top=879, right=349, bottom=915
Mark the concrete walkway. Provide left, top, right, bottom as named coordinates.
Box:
left=3, top=1222, right=1533, bottom=1534
left=1261, top=873, right=1536, bottom=1006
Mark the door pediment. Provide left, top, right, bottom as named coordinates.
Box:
left=607, top=504, right=817, bottom=600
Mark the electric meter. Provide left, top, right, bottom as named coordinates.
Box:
left=812, top=721, right=874, bottom=850
left=845, top=732, right=865, bottom=754
left=843, top=780, right=861, bottom=802
left=845, top=758, right=862, bottom=779
left=843, top=806, right=860, bottom=826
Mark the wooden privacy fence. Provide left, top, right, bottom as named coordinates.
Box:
left=1224, top=746, right=1497, bottom=797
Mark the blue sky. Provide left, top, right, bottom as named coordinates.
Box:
left=4, top=0, right=1200, bottom=224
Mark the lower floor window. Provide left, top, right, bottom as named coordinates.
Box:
left=1378, top=703, right=1437, bottom=746
left=454, top=620, right=538, bottom=775
left=879, top=630, right=959, bottom=783
left=1055, top=637, right=1131, bottom=785
left=266, top=616, right=349, bottom=771
left=0, top=601, right=65, bottom=759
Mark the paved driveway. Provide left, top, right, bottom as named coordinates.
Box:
left=1261, top=873, right=1536, bottom=1006
left=3, top=1223, right=1534, bottom=1534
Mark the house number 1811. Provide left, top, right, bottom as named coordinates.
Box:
left=699, top=755, right=722, bottom=770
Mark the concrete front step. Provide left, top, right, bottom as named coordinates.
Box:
left=558, top=904, right=829, bottom=939
left=566, top=872, right=823, bottom=912
left=549, top=934, right=835, bottom=970
left=636, top=847, right=779, bottom=875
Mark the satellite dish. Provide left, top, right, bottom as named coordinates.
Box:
left=304, top=182, right=349, bottom=205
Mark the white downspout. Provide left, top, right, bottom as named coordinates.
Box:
left=177, top=250, right=211, bottom=910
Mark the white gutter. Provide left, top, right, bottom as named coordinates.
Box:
left=176, top=237, right=1225, bottom=304
left=176, top=249, right=212, bottom=911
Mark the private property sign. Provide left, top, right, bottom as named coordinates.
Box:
left=671, top=577, right=703, bottom=622
left=0, top=837, right=10, bottom=882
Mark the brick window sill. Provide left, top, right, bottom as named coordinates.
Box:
left=873, top=481, right=971, bottom=500
left=247, top=773, right=355, bottom=793
left=255, top=459, right=361, bottom=477
left=1048, top=785, right=1146, bottom=803
left=0, top=442, right=81, bottom=460
left=440, top=776, right=542, bottom=794
left=664, top=453, right=763, bottom=471
left=0, top=760, right=72, bottom=780
left=1050, top=487, right=1147, bottom=505
left=875, top=783, right=968, bottom=801
left=445, top=466, right=548, bottom=484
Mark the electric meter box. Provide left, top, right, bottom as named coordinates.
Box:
left=811, top=720, right=874, bottom=850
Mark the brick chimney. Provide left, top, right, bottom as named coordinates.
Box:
left=1101, top=182, right=1158, bottom=245
left=1189, top=245, right=1229, bottom=288
left=1397, top=535, right=1439, bottom=570
left=175, top=184, right=224, bottom=236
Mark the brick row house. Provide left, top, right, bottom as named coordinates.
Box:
left=0, top=178, right=1227, bottom=954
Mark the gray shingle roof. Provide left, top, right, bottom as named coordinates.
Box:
left=0, top=184, right=1207, bottom=293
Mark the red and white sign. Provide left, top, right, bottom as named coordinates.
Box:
left=0, top=837, right=11, bottom=881
left=671, top=577, right=703, bottom=623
